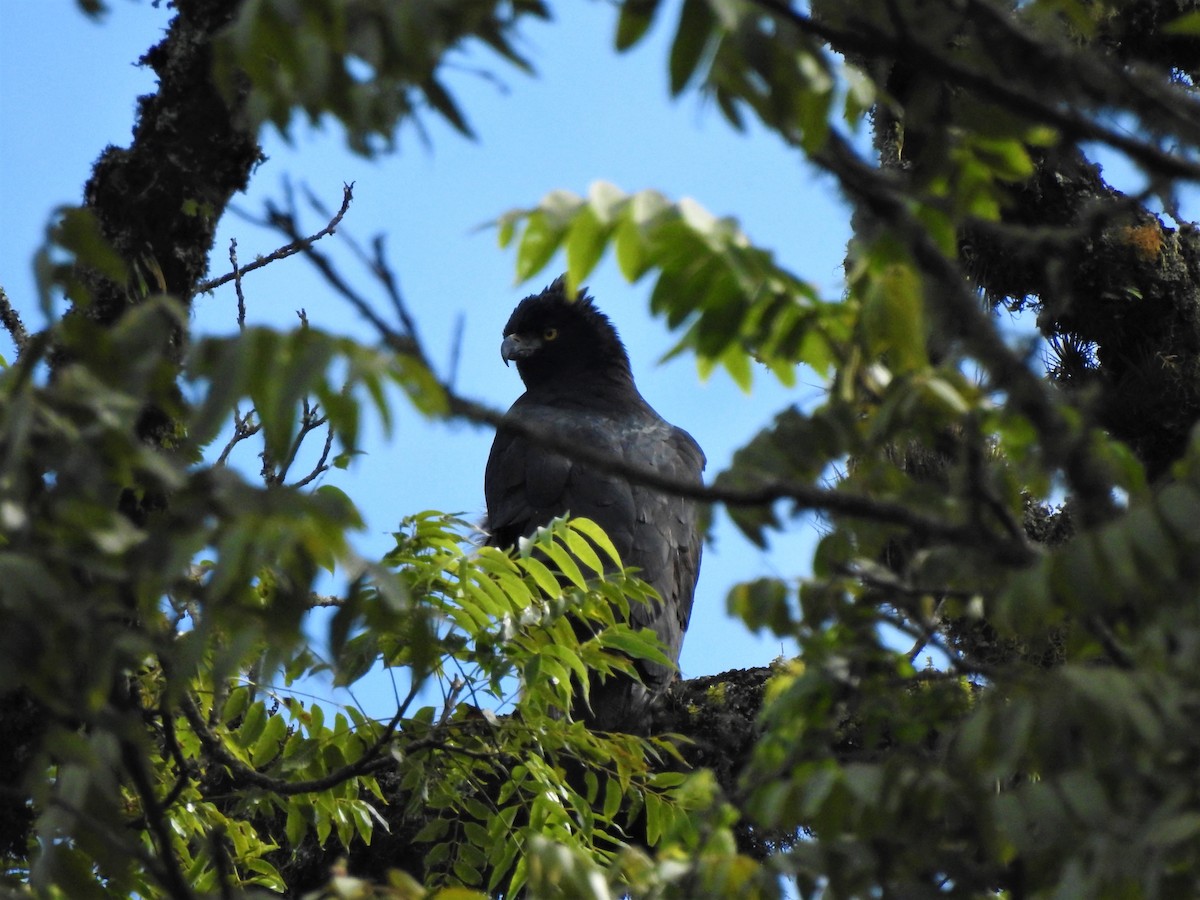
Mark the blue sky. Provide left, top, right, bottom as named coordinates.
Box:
left=1, top=1, right=855, bottom=716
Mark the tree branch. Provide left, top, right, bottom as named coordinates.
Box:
left=757, top=0, right=1200, bottom=183
left=120, top=737, right=198, bottom=900
left=445, top=391, right=1038, bottom=564
left=813, top=129, right=1120, bottom=526
left=178, top=672, right=436, bottom=799
left=0, top=285, right=29, bottom=357
left=196, top=183, right=355, bottom=295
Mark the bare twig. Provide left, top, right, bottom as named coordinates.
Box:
left=439, top=676, right=466, bottom=726
left=300, top=182, right=423, bottom=344
left=269, top=392, right=330, bottom=486
left=261, top=194, right=424, bottom=362
left=228, top=238, right=246, bottom=329
left=306, top=593, right=346, bottom=608
left=195, top=183, right=355, bottom=295
left=292, top=420, right=336, bottom=488
left=215, top=408, right=260, bottom=467
left=871, top=606, right=1000, bottom=680
left=210, top=826, right=236, bottom=900
left=154, top=696, right=194, bottom=814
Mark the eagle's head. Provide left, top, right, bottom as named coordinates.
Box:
left=500, top=276, right=632, bottom=389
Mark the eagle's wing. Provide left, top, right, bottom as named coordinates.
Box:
left=483, top=401, right=636, bottom=557
left=622, top=423, right=705, bottom=691
left=485, top=399, right=705, bottom=728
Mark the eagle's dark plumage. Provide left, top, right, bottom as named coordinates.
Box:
left=484, top=277, right=705, bottom=731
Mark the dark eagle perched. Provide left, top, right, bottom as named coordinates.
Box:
left=484, top=277, right=705, bottom=731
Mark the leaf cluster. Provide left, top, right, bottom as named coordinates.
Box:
left=215, top=0, right=551, bottom=154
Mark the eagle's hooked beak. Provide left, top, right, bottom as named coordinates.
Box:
left=501, top=333, right=540, bottom=366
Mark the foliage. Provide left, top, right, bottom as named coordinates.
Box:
left=214, top=0, right=551, bottom=154
left=5, top=0, right=1200, bottom=897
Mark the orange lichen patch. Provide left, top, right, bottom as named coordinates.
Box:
left=1120, top=221, right=1165, bottom=261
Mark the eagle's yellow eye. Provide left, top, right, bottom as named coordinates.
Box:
left=543, top=327, right=559, bottom=341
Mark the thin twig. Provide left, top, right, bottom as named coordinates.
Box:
left=871, top=606, right=1000, bottom=680
left=270, top=207, right=423, bottom=361
left=307, top=593, right=346, bottom=608
left=300, top=181, right=423, bottom=341
left=307, top=179, right=424, bottom=345
left=292, top=422, right=336, bottom=488
left=215, top=408, right=260, bottom=467
left=195, top=183, right=355, bottom=295
left=229, top=238, right=246, bottom=329
left=150, top=693, right=194, bottom=819
left=209, top=826, right=236, bottom=900
left=272, top=392, right=329, bottom=485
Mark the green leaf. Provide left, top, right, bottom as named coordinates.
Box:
left=539, top=642, right=588, bottom=687
left=243, top=857, right=286, bottom=891
left=564, top=522, right=606, bottom=575
left=514, top=212, right=562, bottom=282
left=285, top=803, right=308, bottom=848
left=250, top=709, right=287, bottom=766
left=644, top=791, right=665, bottom=845
left=518, top=555, right=564, bottom=597
left=600, top=628, right=671, bottom=667
left=422, top=77, right=474, bottom=138
left=615, top=0, right=663, bottom=50
left=603, top=777, right=623, bottom=821
left=669, top=0, right=716, bottom=95
left=514, top=191, right=583, bottom=282
left=541, top=536, right=588, bottom=590
left=613, top=217, right=648, bottom=281
left=235, top=701, right=268, bottom=750
left=1164, top=9, right=1200, bottom=34
left=1145, top=812, right=1200, bottom=847
left=413, top=816, right=451, bottom=844
left=565, top=208, right=608, bottom=292
left=569, top=517, right=623, bottom=568
left=727, top=578, right=792, bottom=635
left=860, top=260, right=927, bottom=372
left=972, top=136, right=1035, bottom=182
left=221, top=686, right=251, bottom=724
left=720, top=341, right=753, bottom=392
left=453, top=858, right=483, bottom=886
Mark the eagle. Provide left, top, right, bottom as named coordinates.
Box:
left=484, top=277, right=705, bottom=731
